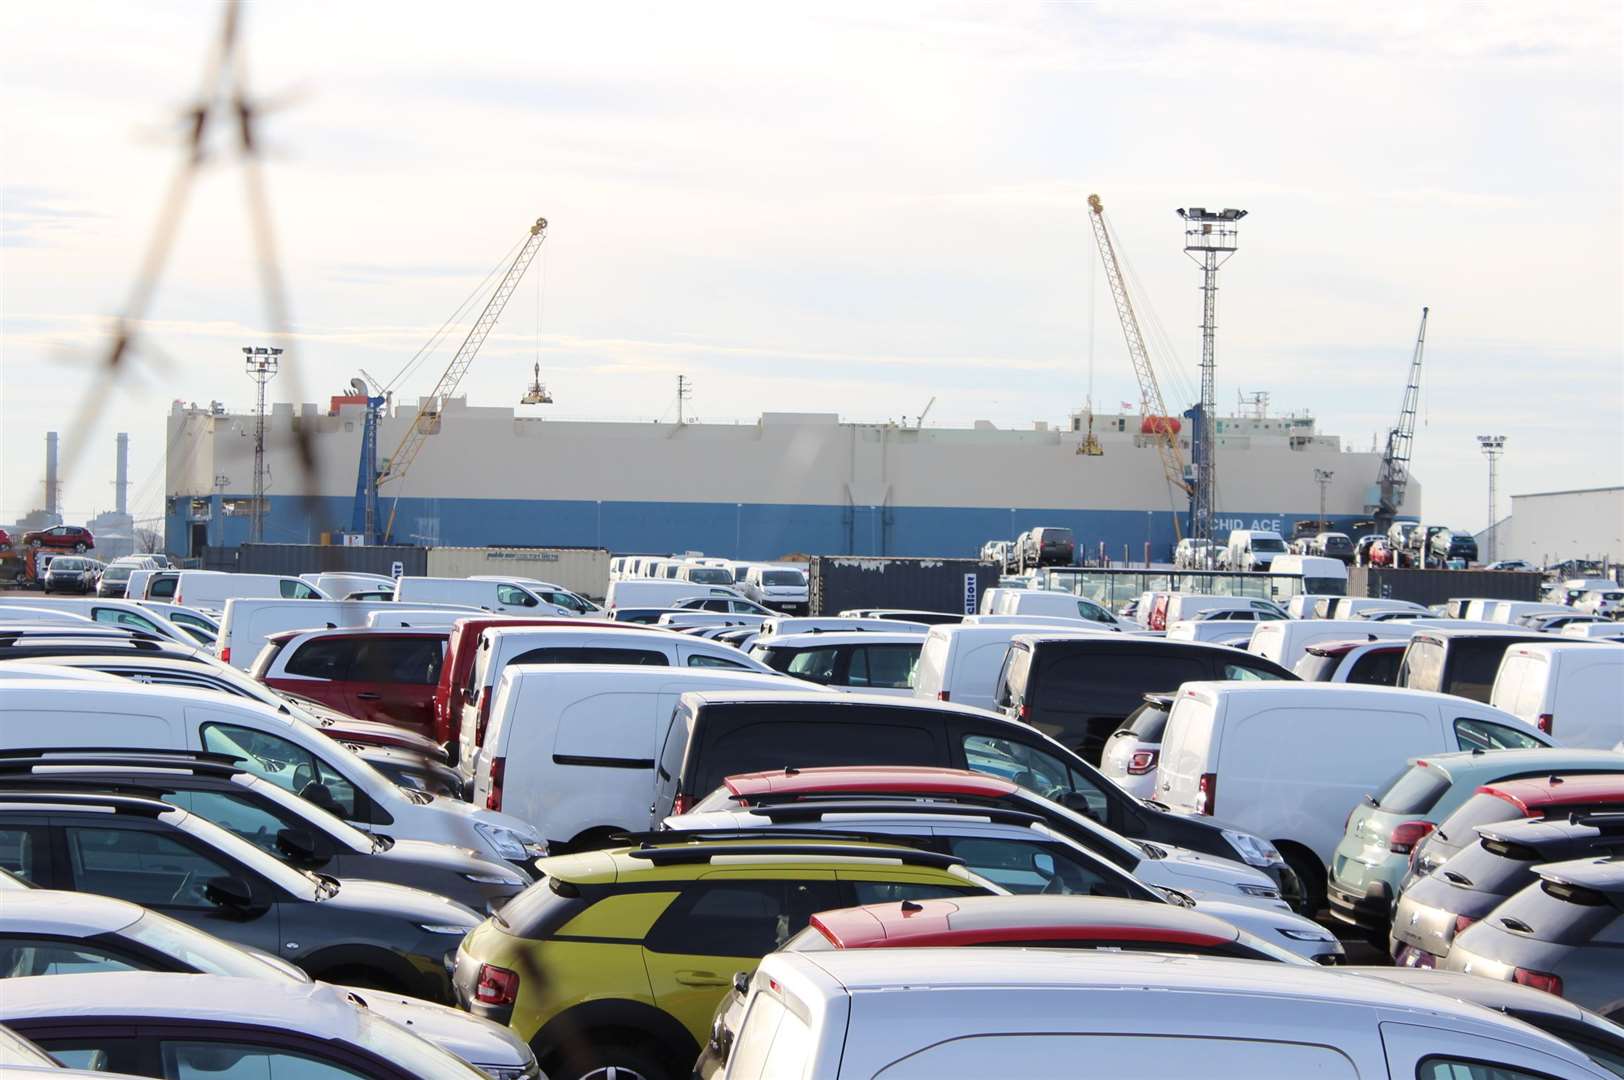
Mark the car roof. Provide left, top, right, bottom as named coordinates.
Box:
left=537, top=839, right=977, bottom=886
left=808, top=895, right=1240, bottom=950
left=483, top=624, right=681, bottom=645
left=680, top=689, right=992, bottom=717
left=1476, top=811, right=1624, bottom=848
left=1177, top=682, right=1511, bottom=711
left=267, top=627, right=449, bottom=644
left=725, top=765, right=1017, bottom=800
left=1303, top=638, right=1405, bottom=657
left=0, top=677, right=283, bottom=720
left=1348, top=966, right=1596, bottom=1024
left=1010, top=633, right=1246, bottom=654
left=759, top=632, right=925, bottom=647
left=0, top=888, right=146, bottom=936
left=1534, top=854, right=1624, bottom=892
left=1413, top=749, right=1624, bottom=782
left=0, top=972, right=365, bottom=1033
left=1504, top=640, right=1624, bottom=661
left=1478, top=773, right=1624, bottom=810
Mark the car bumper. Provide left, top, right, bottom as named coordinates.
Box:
left=1327, top=875, right=1393, bottom=932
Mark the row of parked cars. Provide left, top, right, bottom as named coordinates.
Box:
left=2, top=573, right=1622, bottom=1078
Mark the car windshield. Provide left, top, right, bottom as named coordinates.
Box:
left=1372, top=764, right=1451, bottom=814
left=51, top=559, right=85, bottom=571
left=762, top=571, right=804, bottom=586
left=123, top=908, right=301, bottom=980
left=687, top=568, right=733, bottom=584
left=236, top=775, right=380, bottom=852
left=1434, top=793, right=1526, bottom=843
left=1252, top=538, right=1287, bottom=552
left=103, top=565, right=134, bottom=581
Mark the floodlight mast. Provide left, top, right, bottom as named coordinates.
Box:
left=1176, top=206, right=1247, bottom=558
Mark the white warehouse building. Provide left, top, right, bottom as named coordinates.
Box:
left=1477, top=486, right=1624, bottom=567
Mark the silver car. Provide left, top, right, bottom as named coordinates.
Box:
left=0, top=889, right=538, bottom=1078
left=1445, top=855, right=1624, bottom=1021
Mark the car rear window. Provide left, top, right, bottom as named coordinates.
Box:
left=1436, top=792, right=1528, bottom=841
left=495, top=875, right=592, bottom=940
left=283, top=639, right=358, bottom=680
left=1037, top=649, right=1206, bottom=706
left=995, top=645, right=1033, bottom=708
left=761, top=571, right=804, bottom=587
left=510, top=646, right=669, bottom=668
left=1374, top=764, right=1451, bottom=815
left=1445, top=836, right=1544, bottom=897
left=1487, top=875, right=1620, bottom=946
left=1119, top=700, right=1172, bottom=742
left=1292, top=652, right=1342, bottom=682
left=1399, top=638, right=1446, bottom=693
left=1346, top=648, right=1401, bottom=687
left=1445, top=640, right=1527, bottom=703
left=692, top=710, right=940, bottom=795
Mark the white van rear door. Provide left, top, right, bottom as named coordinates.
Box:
left=1154, top=693, right=1217, bottom=814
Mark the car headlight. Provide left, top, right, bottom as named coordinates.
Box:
left=418, top=923, right=475, bottom=935
left=1222, top=829, right=1284, bottom=868
left=1236, top=883, right=1283, bottom=900
left=1277, top=927, right=1338, bottom=943
left=463, top=871, right=526, bottom=886
left=474, top=823, right=533, bottom=862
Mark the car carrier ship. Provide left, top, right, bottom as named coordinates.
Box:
left=164, top=395, right=1414, bottom=561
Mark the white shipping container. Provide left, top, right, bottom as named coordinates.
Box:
left=426, top=546, right=611, bottom=600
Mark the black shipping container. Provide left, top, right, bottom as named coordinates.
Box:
left=1350, top=568, right=1543, bottom=608
left=809, top=556, right=1000, bottom=616
left=220, top=543, right=428, bottom=578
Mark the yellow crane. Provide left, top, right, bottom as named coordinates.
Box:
left=1087, top=194, right=1189, bottom=537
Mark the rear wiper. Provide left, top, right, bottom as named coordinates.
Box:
left=1362, top=793, right=1379, bottom=808
left=1441, top=870, right=1473, bottom=888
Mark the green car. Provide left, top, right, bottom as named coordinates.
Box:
left=451, top=838, right=999, bottom=1080
left=1327, top=747, right=1624, bottom=936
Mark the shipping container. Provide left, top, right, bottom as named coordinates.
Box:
left=1349, top=567, right=1543, bottom=608
left=214, top=543, right=427, bottom=578
left=425, top=546, right=610, bottom=600
left=809, top=556, right=999, bottom=616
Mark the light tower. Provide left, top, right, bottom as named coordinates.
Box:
left=1477, top=434, right=1506, bottom=562
left=1176, top=205, right=1247, bottom=559
left=1314, top=468, right=1335, bottom=527
left=242, top=345, right=283, bottom=543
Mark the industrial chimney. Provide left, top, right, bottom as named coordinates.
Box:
left=115, top=433, right=130, bottom=516
left=44, top=431, right=59, bottom=518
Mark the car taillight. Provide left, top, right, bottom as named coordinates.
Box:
left=1537, top=713, right=1553, bottom=735
left=476, top=688, right=493, bottom=744
left=1389, top=820, right=1436, bottom=855
left=672, top=793, right=694, bottom=815
left=1127, top=750, right=1159, bottom=775
left=1018, top=704, right=1029, bottom=721
left=936, top=690, right=951, bottom=702
left=1452, top=914, right=1477, bottom=937
left=485, top=757, right=505, bottom=811
left=1512, top=967, right=1563, bottom=996
left=220, top=647, right=231, bottom=665
left=475, top=963, right=519, bottom=1006
left=1196, top=772, right=1216, bottom=815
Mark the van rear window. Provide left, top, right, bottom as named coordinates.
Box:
left=1373, top=764, right=1450, bottom=815
left=1445, top=640, right=1526, bottom=703
left=510, top=646, right=668, bottom=668
left=1399, top=639, right=1446, bottom=693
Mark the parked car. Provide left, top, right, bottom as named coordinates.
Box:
left=1491, top=641, right=1624, bottom=748
left=912, top=622, right=1102, bottom=712
left=675, top=594, right=776, bottom=615
left=1153, top=682, right=1550, bottom=909
left=1247, top=617, right=1414, bottom=671
left=1445, top=855, right=1624, bottom=1020
left=40, top=557, right=100, bottom=595
left=0, top=972, right=491, bottom=1078
left=1099, top=692, right=1178, bottom=799
left=1424, top=528, right=1479, bottom=565
left=393, top=575, right=579, bottom=616
left=1173, top=538, right=1215, bottom=569
left=252, top=627, right=448, bottom=740
left=739, top=564, right=810, bottom=613
left=750, top=631, right=923, bottom=695
left=470, top=666, right=806, bottom=852
left=1325, top=749, right=1624, bottom=937
left=95, top=556, right=156, bottom=598
left=1221, top=528, right=1288, bottom=571
left=1398, top=627, right=1574, bottom=704
left=837, top=608, right=965, bottom=625
left=1485, top=559, right=1539, bottom=572
left=985, top=587, right=1122, bottom=625
left=735, top=948, right=1611, bottom=1079
left=21, top=525, right=94, bottom=552
left=1290, top=638, right=1408, bottom=684
left=0, top=789, right=482, bottom=1001
left=652, top=696, right=1304, bottom=904
left=452, top=839, right=999, bottom=1080
left=1406, top=773, right=1624, bottom=887
left=0, top=751, right=531, bottom=911
left=1390, top=812, right=1624, bottom=970
left=1311, top=532, right=1355, bottom=564
left=0, top=595, right=203, bottom=645
left=0, top=680, right=546, bottom=870
left=1575, top=589, right=1624, bottom=618
left=1353, top=534, right=1384, bottom=566
left=0, top=889, right=537, bottom=1077
left=993, top=633, right=1295, bottom=763
left=1017, top=526, right=1076, bottom=571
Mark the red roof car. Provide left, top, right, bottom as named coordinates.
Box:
left=1412, top=773, right=1624, bottom=879
left=705, top=765, right=1020, bottom=809
left=800, top=895, right=1301, bottom=962
left=21, top=525, right=94, bottom=552
left=253, top=627, right=449, bottom=740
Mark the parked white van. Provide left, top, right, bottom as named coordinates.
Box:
left=913, top=622, right=1103, bottom=711
left=1154, top=682, right=1549, bottom=890
left=457, top=624, right=776, bottom=785
left=1490, top=641, right=1624, bottom=749
left=988, top=589, right=1121, bottom=626
left=1163, top=595, right=1288, bottom=625
left=1267, top=554, right=1347, bottom=595
left=1247, top=618, right=1414, bottom=671
left=471, top=666, right=803, bottom=851
left=739, top=949, right=1611, bottom=1080
left=1285, top=594, right=1339, bottom=619
left=172, top=571, right=329, bottom=612
left=0, top=605, right=94, bottom=627
left=1326, top=597, right=1428, bottom=620
left=603, top=579, right=748, bottom=612
left=755, top=616, right=928, bottom=639
left=1164, top=620, right=1258, bottom=647
left=394, top=576, right=581, bottom=616
left=304, top=572, right=394, bottom=600
left=740, top=564, right=810, bottom=612
left=0, top=681, right=546, bottom=868
left=1222, top=529, right=1288, bottom=571
left=1489, top=600, right=1572, bottom=625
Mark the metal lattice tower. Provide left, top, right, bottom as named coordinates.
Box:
left=1478, top=434, right=1505, bottom=561
left=242, top=346, right=282, bottom=543
left=1371, top=307, right=1430, bottom=533
left=1176, top=206, right=1247, bottom=554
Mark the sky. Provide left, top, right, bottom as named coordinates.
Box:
left=3, top=1, right=1620, bottom=533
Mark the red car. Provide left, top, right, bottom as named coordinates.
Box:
left=22, top=525, right=94, bottom=552
left=252, top=627, right=448, bottom=740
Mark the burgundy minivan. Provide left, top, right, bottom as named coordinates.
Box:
left=252, top=627, right=448, bottom=739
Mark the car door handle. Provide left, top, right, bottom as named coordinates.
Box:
left=355, top=692, right=382, bottom=701
left=675, top=969, right=729, bottom=988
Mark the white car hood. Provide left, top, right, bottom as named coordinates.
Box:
left=1135, top=844, right=1290, bottom=911
left=341, top=985, right=533, bottom=1071
left=1190, top=899, right=1344, bottom=963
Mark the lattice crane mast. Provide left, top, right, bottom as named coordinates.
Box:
left=1370, top=306, right=1428, bottom=534
left=1087, top=194, right=1189, bottom=537
left=378, top=216, right=549, bottom=540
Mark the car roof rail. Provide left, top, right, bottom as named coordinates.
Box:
left=623, top=840, right=965, bottom=869
left=0, top=748, right=244, bottom=767
left=744, top=800, right=1047, bottom=827
left=0, top=755, right=244, bottom=779
left=738, top=789, right=1007, bottom=808
left=612, top=827, right=887, bottom=846
left=0, top=788, right=172, bottom=816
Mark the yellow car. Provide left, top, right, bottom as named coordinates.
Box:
left=451, top=838, right=999, bottom=1080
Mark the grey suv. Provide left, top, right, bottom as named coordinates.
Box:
left=0, top=751, right=529, bottom=912
left=0, top=789, right=480, bottom=1002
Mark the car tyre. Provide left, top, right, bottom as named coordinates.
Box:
left=560, top=1040, right=668, bottom=1080
left=1278, top=843, right=1328, bottom=916
left=73, top=542, right=87, bottom=552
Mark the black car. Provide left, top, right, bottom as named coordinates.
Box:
left=1429, top=529, right=1480, bottom=564
left=648, top=691, right=1306, bottom=908
left=42, top=557, right=102, bottom=595
left=992, top=636, right=1296, bottom=763
left=1018, top=527, right=1076, bottom=571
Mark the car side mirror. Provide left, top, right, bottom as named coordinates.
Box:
left=1060, top=791, right=1100, bottom=820
left=299, top=782, right=341, bottom=814
left=732, top=970, right=750, bottom=996
left=276, top=827, right=327, bottom=867
left=1031, top=852, right=1057, bottom=879
left=203, top=875, right=256, bottom=911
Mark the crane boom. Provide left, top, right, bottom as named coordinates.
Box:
left=1372, top=306, right=1428, bottom=531
left=1087, top=194, right=1189, bottom=533
left=377, top=216, right=548, bottom=537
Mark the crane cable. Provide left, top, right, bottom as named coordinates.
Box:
left=383, top=233, right=528, bottom=395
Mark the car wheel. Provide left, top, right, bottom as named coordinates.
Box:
left=73, top=543, right=87, bottom=552
left=1279, top=844, right=1328, bottom=915
left=29, top=539, right=41, bottom=548
left=561, top=1041, right=668, bottom=1080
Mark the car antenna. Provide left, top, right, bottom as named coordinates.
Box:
left=900, top=899, right=924, bottom=913
left=783, top=766, right=800, bottom=776
left=1550, top=775, right=1565, bottom=785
